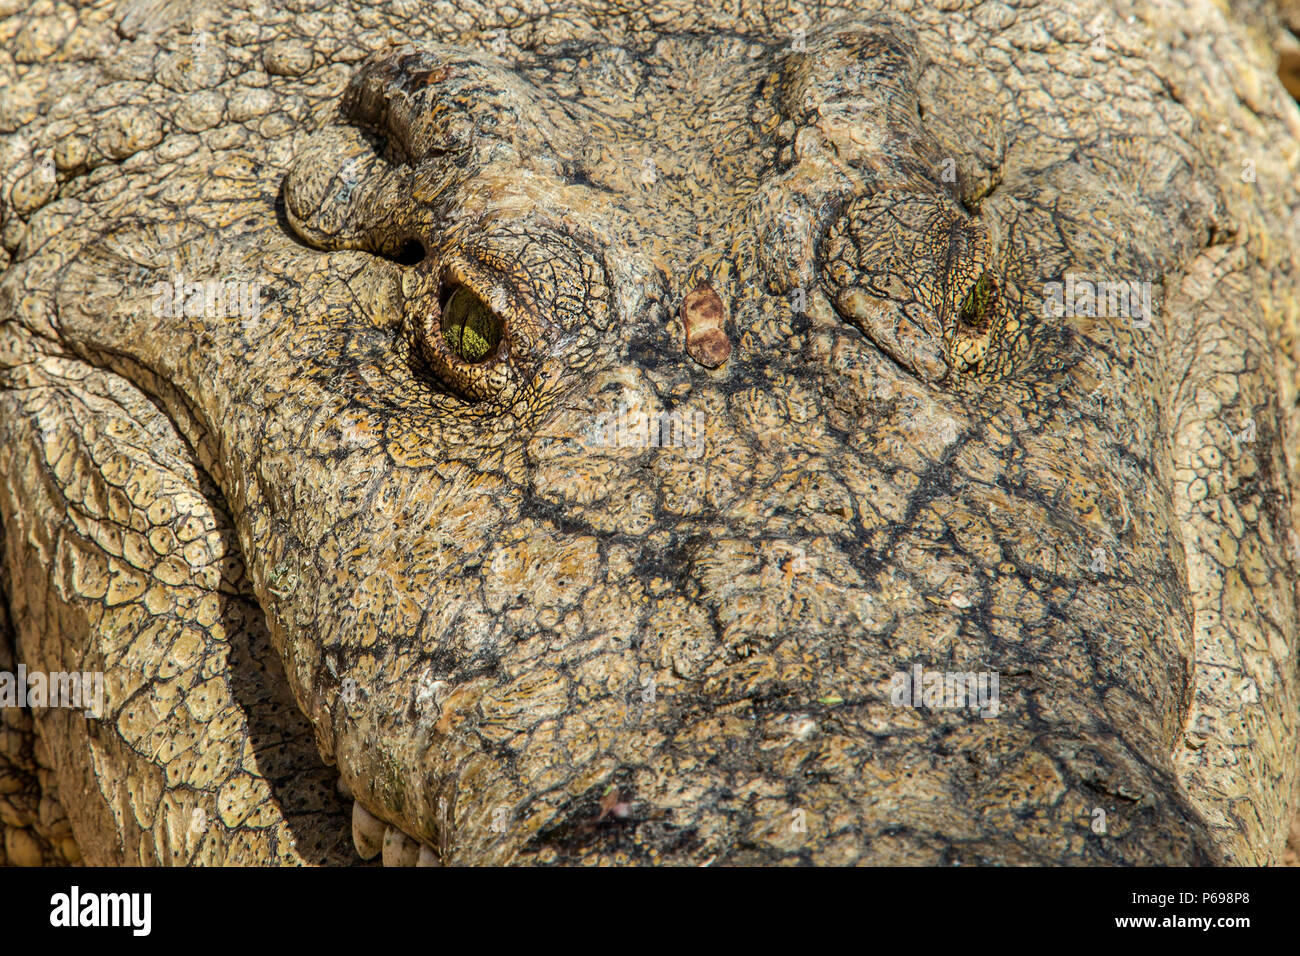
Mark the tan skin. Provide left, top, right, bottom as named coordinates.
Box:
left=1, top=0, right=1298, bottom=865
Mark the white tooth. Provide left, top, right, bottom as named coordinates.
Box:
left=351, top=801, right=384, bottom=860
left=382, top=826, right=421, bottom=867
left=416, top=845, right=440, bottom=867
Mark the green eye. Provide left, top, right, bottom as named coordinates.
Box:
left=959, top=272, right=995, bottom=326
left=441, top=286, right=503, bottom=363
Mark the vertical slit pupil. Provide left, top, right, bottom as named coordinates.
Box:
left=960, top=272, right=994, bottom=326
left=441, top=286, right=503, bottom=362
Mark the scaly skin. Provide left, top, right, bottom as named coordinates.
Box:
left=1, top=0, right=1298, bottom=865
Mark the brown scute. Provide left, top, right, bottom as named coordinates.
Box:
left=681, top=282, right=732, bottom=368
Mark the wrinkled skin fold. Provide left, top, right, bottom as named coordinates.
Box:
left=1, top=0, right=1299, bottom=865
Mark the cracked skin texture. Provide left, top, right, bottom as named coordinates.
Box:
left=1, top=0, right=1299, bottom=867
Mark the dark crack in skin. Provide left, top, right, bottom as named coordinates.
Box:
left=1, top=0, right=1299, bottom=866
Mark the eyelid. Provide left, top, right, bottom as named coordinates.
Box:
left=406, top=253, right=541, bottom=404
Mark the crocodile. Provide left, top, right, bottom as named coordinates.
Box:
left=1, top=0, right=1299, bottom=866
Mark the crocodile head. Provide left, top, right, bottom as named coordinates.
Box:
left=271, top=21, right=1048, bottom=864
left=4, top=1, right=1298, bottom=865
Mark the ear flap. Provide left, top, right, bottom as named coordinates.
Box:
left=282, top=47, right=577, bottom=260
left=915, top=58, right=1006, bottom=210
left=340, top=49, right=478, bottom=165
left=282, top=124, right=419, bottom=256
left=282, top=48, right=480, bottom=258
left=773, top=17, right=946, bottom=191
left=340, top=46, right=577, bottom=165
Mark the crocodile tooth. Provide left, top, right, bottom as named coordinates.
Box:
left=416, top=845, right=440, bottom=867
left=351, top=801, right=384, bottom=860
left=337, top=776, right=353, bottom=800
left=382, top=825, right=421, bottom=867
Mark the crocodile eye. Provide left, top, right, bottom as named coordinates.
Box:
left=958, top=271, right=996, bottom=327
left=441, top=286, right=503, bottom=363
